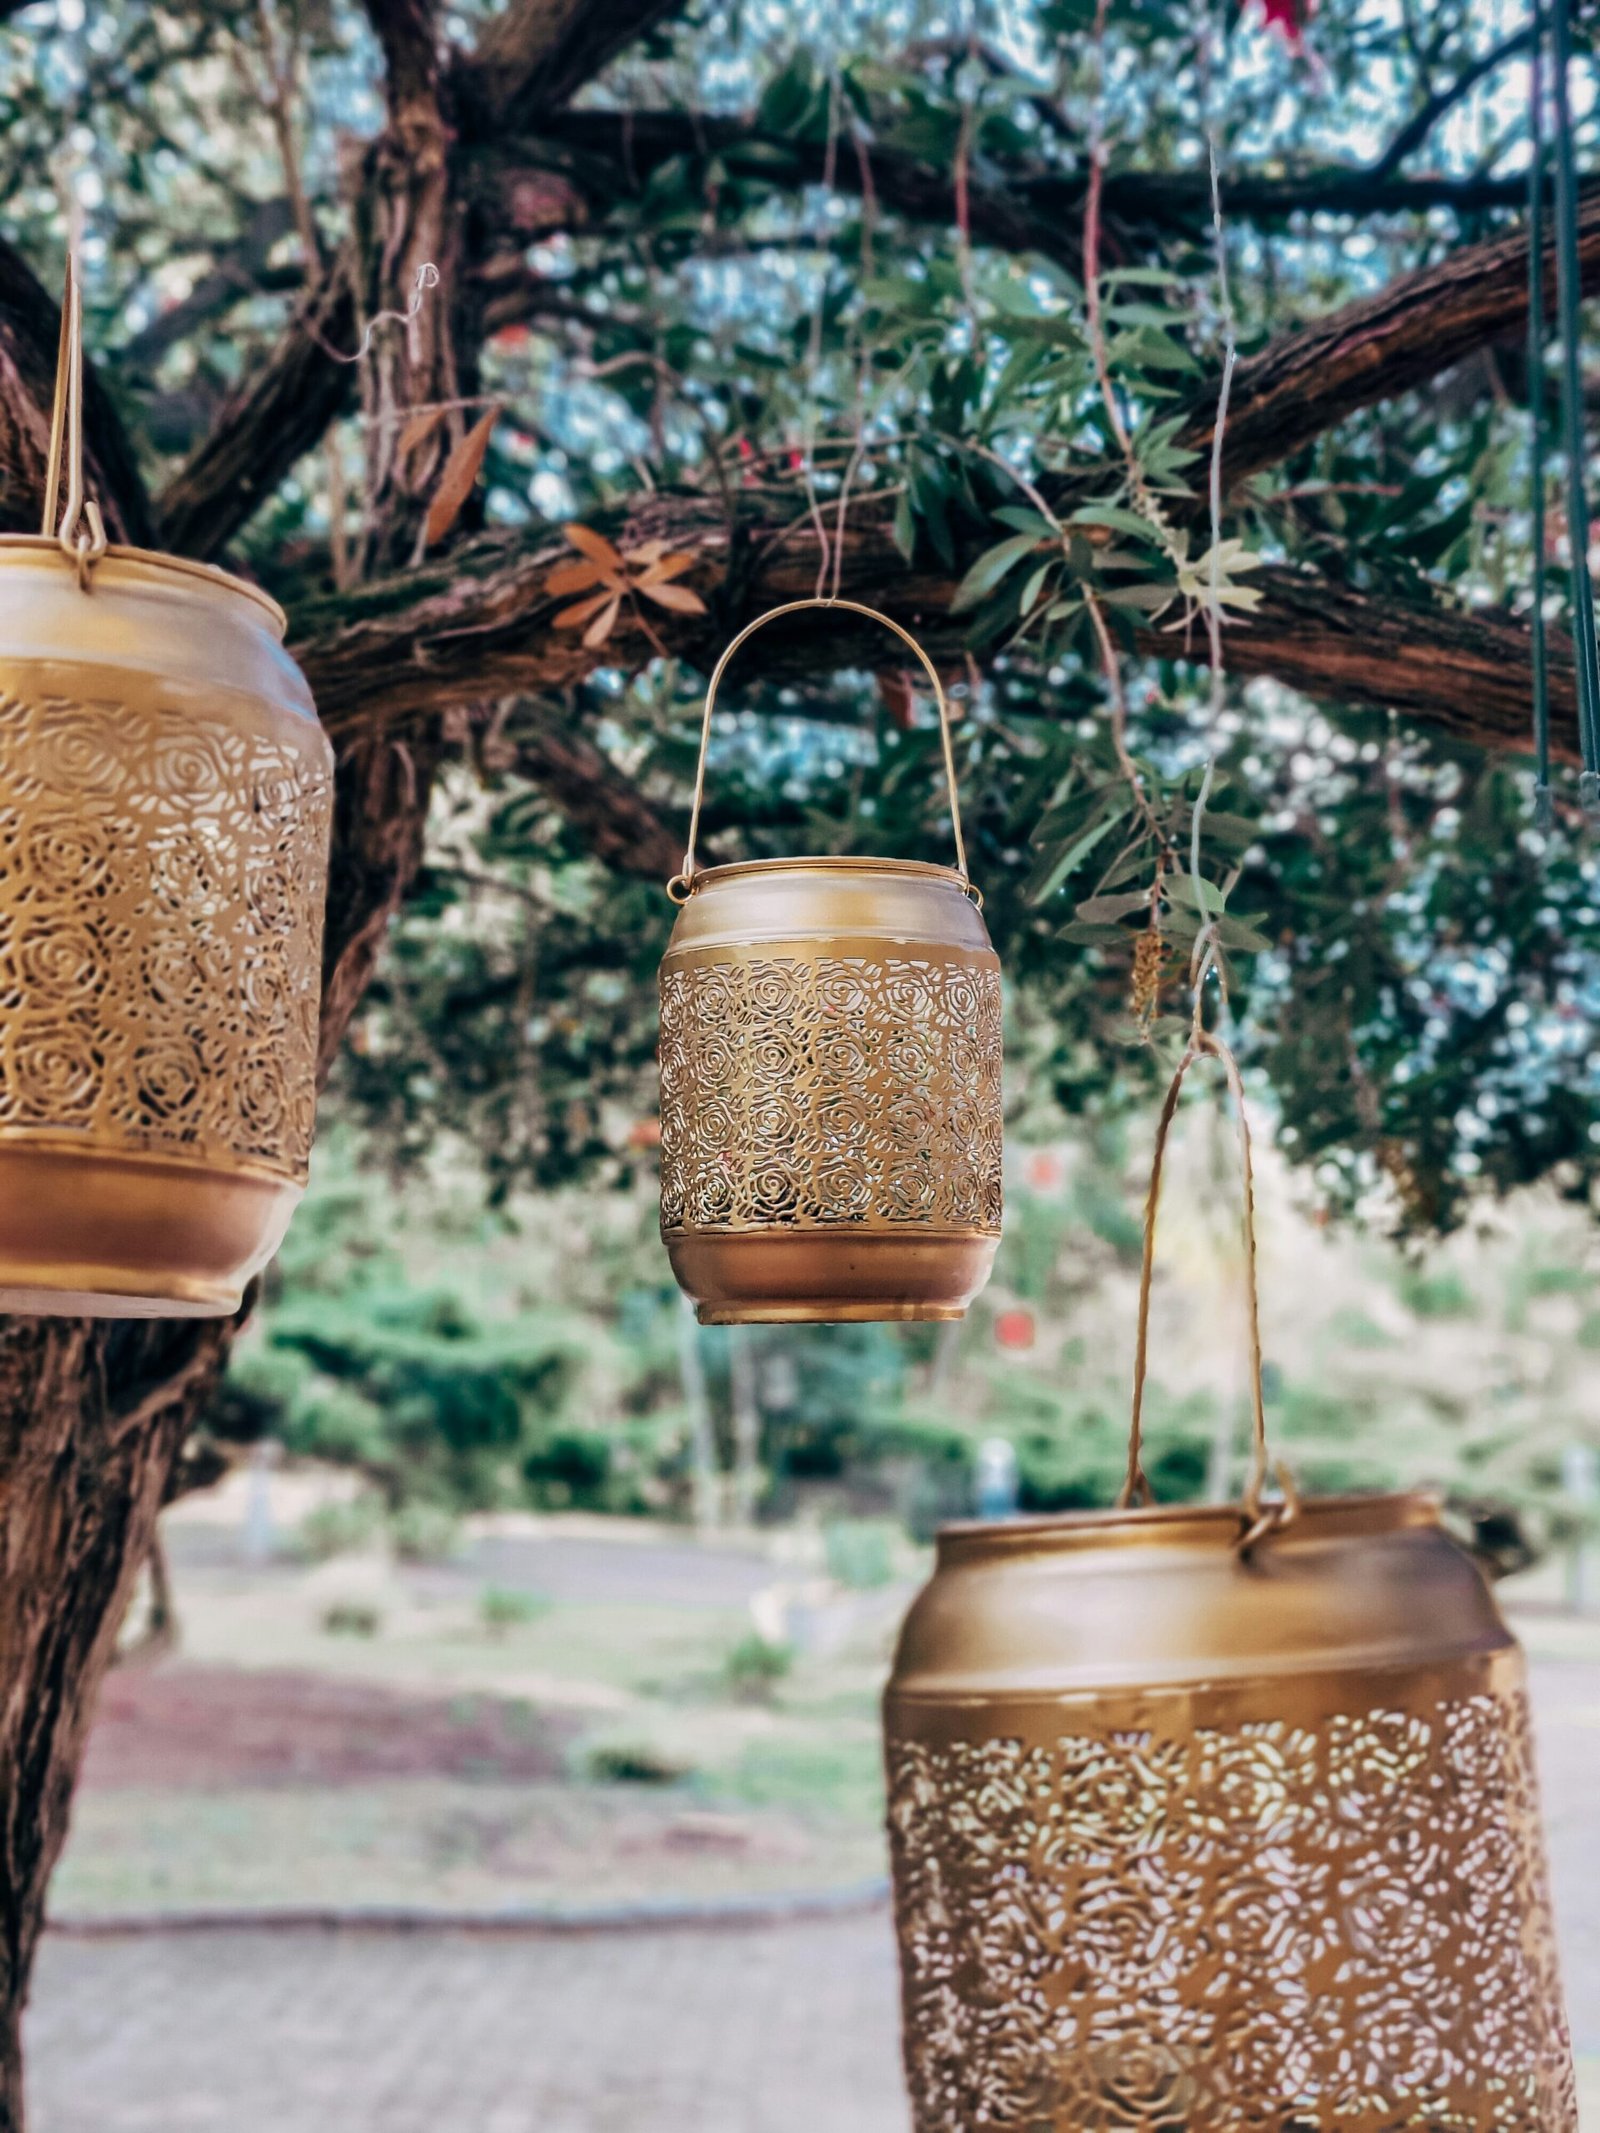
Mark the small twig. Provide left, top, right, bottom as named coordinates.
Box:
left=304, top=261, right=439, bottom=366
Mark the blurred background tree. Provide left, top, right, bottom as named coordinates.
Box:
left=0, top=0, right=1598, bottom=2119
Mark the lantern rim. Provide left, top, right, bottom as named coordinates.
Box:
left=934, top=1488, right=1440, bottom=1562
left=0, top=534, right=288, bottom=637
left=681, top=854, right=973, bottom=892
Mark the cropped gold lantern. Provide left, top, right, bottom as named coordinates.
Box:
left=0, top=261, right=333, bottom=1316
left=883, top=1038, right=1576, bottom=2131
left=658, top=599, right=1002, bottom=1324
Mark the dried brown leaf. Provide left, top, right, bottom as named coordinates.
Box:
left=553, top=592, right=614, bottom=629
left=545, top=558, right=611, bottom=597
left=636, top=552, right=698, bottom=584
left=638, top=581, right=707, bottom=615
left=423, top=406, right=501, bottom=548
left=582, top=596, right=621, bottom=648
left=398, top=405, right=445, bottom=458
left=563, top=522, right=626, bottom=571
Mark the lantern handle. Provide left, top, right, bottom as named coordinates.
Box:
left=670, top=598, right=973, bottom=902
left=1118, top=1028, right=1299, bottom=1557
left=41, top=254, right=108, bottom=590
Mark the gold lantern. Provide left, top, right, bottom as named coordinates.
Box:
left=0, top=260, right=333, bottom=1316
left=658, top=599, right=1002, bottom=1324
left=883, top=1035, right=1576, bottom=2131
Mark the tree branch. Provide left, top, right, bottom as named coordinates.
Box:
left=0, top=238, right=154, bottom=545
left=1182, top=182, right=1600, bottom=488
left=1371, top=24, right=1535, bottom=179
left=460, top=0, right=686, bottom=126
left=153, top=264, right=355, bottom=559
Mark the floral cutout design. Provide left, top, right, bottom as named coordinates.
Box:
left=0, top=690, right=332, bottom=1179
left=886, top=1686, right=1576, bottom=2132
left=659, top=947, right=1003, bottom=1235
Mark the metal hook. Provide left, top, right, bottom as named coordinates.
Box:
left=42, top=255, right=108, bottom=589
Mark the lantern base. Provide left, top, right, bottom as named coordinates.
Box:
left=665, top=1227, right=999, bottom=1325
left=0, top=1143, right=302, bottom=1318
left=699, top=1303, right=967, bottom=1325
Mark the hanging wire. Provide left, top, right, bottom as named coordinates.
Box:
left=1548, top=0, right=1600, bottom=808
left=1528, top=0, right=1554, bottom=830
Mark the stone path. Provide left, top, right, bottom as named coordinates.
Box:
left=27, top=1914, right=909, bottom=2133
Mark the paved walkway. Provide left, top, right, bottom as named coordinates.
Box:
left=26, top=1915, right=909, bottom=2133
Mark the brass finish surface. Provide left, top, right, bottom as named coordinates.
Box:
left=659, top=599, right=1003, bottom=1325
left=0, top=536, right=332, bottom=1316
left=883, top=1493, right=1576, bottom=2129
left=659, top=863, right=1003, bottom=1324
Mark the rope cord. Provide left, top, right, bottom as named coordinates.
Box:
left=1118, top=1018, right=1299, bottom=1555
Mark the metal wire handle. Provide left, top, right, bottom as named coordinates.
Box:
left=41, top=254, right=108, bottom=590
left=669, top=598, right=973, bottom=902
left=1118, top=1027, right=1300, bottom=1558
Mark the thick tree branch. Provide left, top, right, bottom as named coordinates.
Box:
left=287, top=491, right=1577, bottom=769
left=1185, top=185, right=1600, bottom=486
left=515, top=109, right=1536, bottom=271
left=461, top=0, right=685, bottom=126
left=153, top=265, right=355, bottom=560
left=0, top=239, right=153, bottom=545
left=289, top=180, right=1600, bottom=759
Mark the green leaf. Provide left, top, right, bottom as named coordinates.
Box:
left=1201, top=810, right=1263, bottom=848
left=1070, top=504, right=1166, bottom=546
left=1019, top=562, right=1051, bottom=616
left=1165, top=871, right=1227, bottom=915
left=892, top=490, right=916, bottom=564
left=1075, top=891, right=1150, bottom=922
left=1023, top=803, right=1128, bottom=904
left=1059, top=920, right=1132, bottom=945
left=993, top=505, right=1058, bottom=537
left=950, top=532, right=1045, bottom=613
left=1214, top=914, right=1273, bottom=952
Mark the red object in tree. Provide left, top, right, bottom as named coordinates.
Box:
left=1257, top=0, right=1314, bottom=47
left=995, top=1308, right=1036, bottom=1352
left=1025, top=1149, right=1065, bottom=1193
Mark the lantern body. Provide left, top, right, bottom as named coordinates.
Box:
left=884, top=1494, right=1576, bottom=2131
left=658, top=856, right=1002, bottom=1323
left=0, top=538, right=333, bottom=1316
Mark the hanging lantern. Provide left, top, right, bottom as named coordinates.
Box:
left=883, top=1036, right=1576, bottom=2130
left=658, top=599, right=1002, bottom=1324
left=0, top=260, right=333, bottom=1316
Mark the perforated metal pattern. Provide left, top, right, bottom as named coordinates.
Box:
left=659, top=944, right=1003, bottom=1236
left=886, top=1678, right=1576, bottom=2131
left=0, top=689, right=331, bottom=1180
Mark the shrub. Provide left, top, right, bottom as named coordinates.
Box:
left=823, top=1517, right=896, bottom=1590
left=725, top=1631, right=793, bottom=1701
left=388, top=1502, right=463, bottom=1564
left=586, top=1742, right=688, bottom=1785
left=478, top=1585, right=550, bottom=1634
left=293, top=1497, right=383, bottom=1562
left=321, top=1599, right=382, bottom=1637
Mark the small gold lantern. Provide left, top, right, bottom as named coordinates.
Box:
left=658, top=600, right=1002, bottom=1324
left=0, top=261, right=333, bottom=1315
left=883, top=1038, right=1576, bottom=2130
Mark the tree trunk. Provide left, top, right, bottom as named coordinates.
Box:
left=0, top=1315, right=231, bottom=2127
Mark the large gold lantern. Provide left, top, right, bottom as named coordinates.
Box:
left=658, top=600, right=1002, bottom=1324
left=0, top=261, right=333, bottom=1316
left=883, top=1035, right=1576, bottom=2130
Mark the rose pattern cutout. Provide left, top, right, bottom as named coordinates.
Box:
left=887, top=1688, right=1577, bottom=2132
left=0, top=691, right=330, bottom=1179
left=659, top=946, right=1002, bottom=1235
